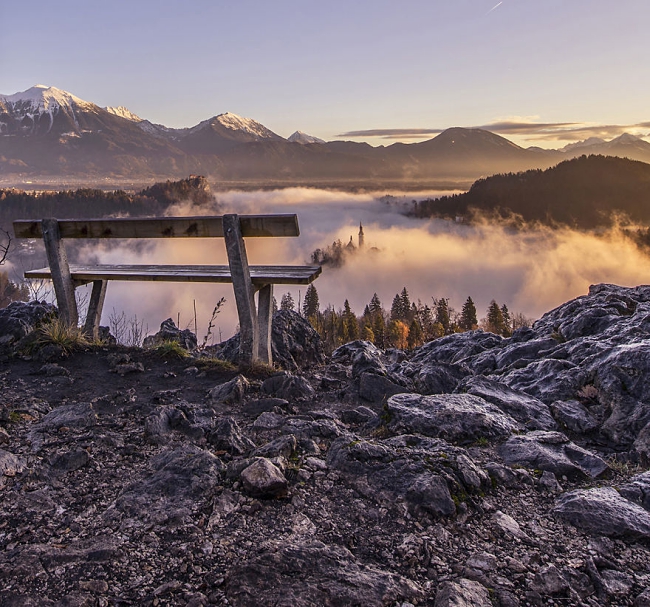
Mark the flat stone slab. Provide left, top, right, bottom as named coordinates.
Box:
left=498, top=431, right=609, bottom=479
left=554, top=487, right=650, bottom=539
left=386, top=393, right=519, bottom=444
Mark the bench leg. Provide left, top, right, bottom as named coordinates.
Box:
left=42, top=218, right=78, bottom=327
left=257, top=284, right=273, bottom=365
left=83, top=280, right=107, bottom=341
left=223, top=214, right=259, bottom=364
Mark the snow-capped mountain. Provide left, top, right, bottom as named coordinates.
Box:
left=2, top=84, right=650, bottom=182
left=105, top=106, right=143, bottom=122
left=288, top=130, right=325, bottom=144
left=562, top=137, right=607, bottom=152
left=0, top=85, right=99, bottom=136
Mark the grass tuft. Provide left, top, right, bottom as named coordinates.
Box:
left=37, top=318, right=90, bottom=354
left=153, top=340, right=190, bottom=360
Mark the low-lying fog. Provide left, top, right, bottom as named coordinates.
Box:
left=16, top=188, right=650, bottom=343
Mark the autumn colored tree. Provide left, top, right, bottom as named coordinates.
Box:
left=388, top=319, right=409, bottom=349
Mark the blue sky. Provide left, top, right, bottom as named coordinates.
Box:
left=2, top=0, right=649, bottom=147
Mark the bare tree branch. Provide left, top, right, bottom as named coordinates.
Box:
left=0, top=227, right=11, bottom=266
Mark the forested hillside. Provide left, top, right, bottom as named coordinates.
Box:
left=412, top=155, right=650, bottom=228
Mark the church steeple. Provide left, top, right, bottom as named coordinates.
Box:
left=358, top=222, right=365, bottom=248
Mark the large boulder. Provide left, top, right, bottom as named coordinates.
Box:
left=225, top=540, right=423, bottom=606
left=457, top=376, right=557, bottom=431
left=498, top=431, right=609, bottom=479
left=142, top=318, right=197, bottom=350
left=327, top=433, right=489, bottom=519
left=385, top=393, right=520, bottom=444
left=0, top=300, right=57, bottom=343
left=219, top=310, right=324, bottom=370
left=554, top=487, right=650, bottom=539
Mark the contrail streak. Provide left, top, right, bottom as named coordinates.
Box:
left=487, top=1, right=503, bottom=14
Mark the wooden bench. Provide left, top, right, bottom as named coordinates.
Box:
left=13, top=214, right=321, bottom=365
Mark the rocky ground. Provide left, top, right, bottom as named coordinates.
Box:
left=1, top=285, right=650, bottom=606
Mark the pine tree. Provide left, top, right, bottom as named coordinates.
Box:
left=459, top=296, right=478, bottom=331
left=302, top=284, right=320, bottom=318
left=372, top=313, right=386, bottom=348
left=390, top=294, right=403, bottom=321
left=343, top=299, right=359, bottom=341
left=407, top=319, right=424, bottom=349
left=434, top=298, right=450, bottom=334
left=369, top=293, right=382, bottom=316
left=500, top=304, right=512, bottom=337
left=401, top=288, right=413, bottom=322
left=486, top=300, right=505, bottom=335
left=280, top=292, right=295, bottom=311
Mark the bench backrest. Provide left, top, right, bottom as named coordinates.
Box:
left=13, top=214, right=300, bottom=239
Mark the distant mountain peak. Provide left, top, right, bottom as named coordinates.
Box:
left=288, top=130, right=325, bottom=144
left=105, top=106, right=143, bottom=122
left=1, top=85, right=94, bottom=113
left=610, top=132, right=642, bottom=145
left=213, top=112, right=280, bottom=139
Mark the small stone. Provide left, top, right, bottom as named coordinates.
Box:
left=240, top=458, right=288, bottom=499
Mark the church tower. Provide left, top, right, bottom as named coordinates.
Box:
left=358, top=222, right=365, bottom=249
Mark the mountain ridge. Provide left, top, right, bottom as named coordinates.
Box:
left=2, top=85, right=650, bottom=182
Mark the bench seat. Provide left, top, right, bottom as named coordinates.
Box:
left=25, top=264, right=322, bottom=285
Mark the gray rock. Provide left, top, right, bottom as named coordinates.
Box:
left=0, top=449, right=26, bottom=477
left=253, top=411, right=285, bottom=431
left=458, top=376, right=557, bottom=431
left=499, top=358, right=583, bottom=403
left=492, top=510, right=528, bottom=540
left=340, top=405, right=376, bottom=425
left=600, top=569, right=634, bottom=598
left=253, top=435, right=297, bottom=459
left=208, top=417, right=255, bottom=455
left=633, top=421, right=650, bottom=462
left=352, top=350, right=387, bottom=378
left=550, top=399, right=599, bottom=433
left=554, top=487, right=650, bottom=539
left=413, top=362, right=471, bottom=395
left=332, top=340, right=382, bottom=367
left=242, top=398, right=288, bottom=416
left=240, top=458, right=288, bottom=499
left=409, top=331, right=503, bottom=366
left=143, top=317, right=197, bottom=350
left=498, top=431, right=609, bottom=479
left=635, top=588, right=650, bottom=606
left=537, top=470, right=563, bottom=493
left=434, top=578, right=492, bottom=607
left=619, top=471, right=650, bottom=511
left=0, top=300, right=57, bottom=342
left=34, top=403, right=97, bottom=432
left=530, top=564, right=569, bottom=596
left=261, top=373, right=314, bottom=400
left=38, top=363, right=70, bottom=377
left=328, top=434, right=488, bottom=519
left=207, top=374, right=248, bottom=405
left=358, top=372, right=408, bottom=403
left=112, top=445, right=224, bottom=522
left=50, top=449, right=90, bottom=472
left=219, top=310, right=325, bottom=370
left=386, top=393, right=519, bottom=444
left=225, top=540, right=423, bottom=606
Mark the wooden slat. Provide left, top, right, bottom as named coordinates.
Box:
left=13, top=214, right=300, bottom=239
left=25, top=264, right=322, bottom=285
